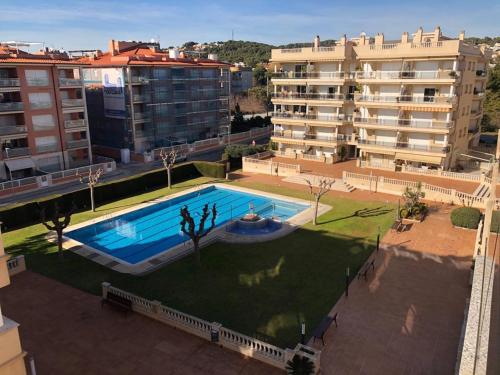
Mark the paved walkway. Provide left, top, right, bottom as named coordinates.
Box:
left=271, top=158, right=482, bottom=194
left=0, top=272, right=282, bottom=375
left=311, top=205, right=476, bottom=375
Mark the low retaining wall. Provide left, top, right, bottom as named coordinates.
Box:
left=401, top=165, right=484, bottom=183
left=243, top=152, right=301, bottom=177
left=102, top=283, right=321, bottom=372
left=7, top=255, right=26, bottom=276
left=343, top=171, right=486, bottom=208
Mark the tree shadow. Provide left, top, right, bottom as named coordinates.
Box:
left=319, top=206, right=394, bottom=225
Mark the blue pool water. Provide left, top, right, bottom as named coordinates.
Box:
left=66, top=186, right=308, bottom=264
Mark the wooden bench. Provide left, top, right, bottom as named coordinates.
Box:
left=358, top=259, right=375, bottom=281
left=101, top=292, right=133, bottom=316
left=312, top=313, right=338, bottom=346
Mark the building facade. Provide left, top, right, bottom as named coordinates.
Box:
left=0, top=230, right=27, bottom=374
left=0, top=45, right=92, bottom=181
left=270, top=28, right=491, bottom=170
left=83, top=40, right=230, bottom=157
left=230, top=64, right=254, bottom=95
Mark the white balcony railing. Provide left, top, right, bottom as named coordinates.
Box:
left=355, top=70, right=458, bottom=80
left=272, top=131, right=353, bottom=143
left=355, top=94, right=456, bottom=105
left=62, top=98, right=84, bottom=107
left=0, top=102, right=24, bottom=112
left=353, top=117, right=452, bottom=129
left=271, top=71, right=352, bottom=79
left=272, top=112, right=352, bottom=122
left=64, top=119, right=87, bottom=129
left=357, top=139, right=449, bottom=153
left=59, top=77, right=82, bottom=87
left=0, top=78, right=20, bottom=87
left=3, top=147, right=30, bottom=158
left=272, top=92, right=345, bottom=101
left=0, top=125, right=28, bottom=135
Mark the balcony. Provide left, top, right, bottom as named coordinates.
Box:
left=476, top=70, right=487, bottom=78
left=0, top=125, right=28, bottom=136
left=473, top=88, right=485, bottom=98
left=355, top=70, right=459, bottom=82
left=271, top=45, right=347, bottom=62
left=272, top=112, right=352, bottom=126
left=0, top=102, right=24, bottom=113
left=271, top=92, right=346, bottom=105
left=354, top=94, right=456, bottom=107
left=30, top=101, right=52, bottom=110
left=3, top=147, right=30, bottom=158
left=36, top=144, right=59, bottom=153
left=0, top=78, right=20, bottom=87
left=26, top=78, right=49, bottom=87
left=353, top=117, right=452, bottom=132
left=62, top=98, right=84, bottom=108
left=271, top=71, right=352, bottom=84
left=272, top=131, right=353, bottom=146
left=59, top=78, right=82, bottom=87
left=132, top=94, right=146, bottom=102
left=353, top=39, right=463, bottom=59
left=130, top=76, right=150, bottom=84
left=64, top=119, right=87, bottom=129
left=66, top=139, right=88, bottom=150
left=357, top=139, right=449, bottom=154
left=133, top=112, right=150, bottom=122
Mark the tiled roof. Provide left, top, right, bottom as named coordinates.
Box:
left=0, top=46, right=87, bottom=65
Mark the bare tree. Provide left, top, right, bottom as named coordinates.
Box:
left=40, top=202, right=75, bottom=258
left=180, top=203, right=217, bottom=265
left=79, top=167, right=103, bottom=212
left=160, top=148, right=177, bottom=189
left=305, top=178, right=334, bottom=225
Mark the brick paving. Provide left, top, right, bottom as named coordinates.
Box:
left=311, top=204, right=476, bottom=375
left=0, top=272, right=283, bottom=375
left=271, top=158, right=482, bottom=194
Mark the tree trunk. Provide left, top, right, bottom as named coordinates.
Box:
left=313, top=198, right=320, bottom=225
left=90, top=185, right=95, bottom=212
left=57, top=231, right=64, bottom=258
left=193, top=239, right=201, bottom=266
left=167, top=167, right=172, bottom=189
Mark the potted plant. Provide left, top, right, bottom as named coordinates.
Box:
left=400, top=182, right=428, bottom=222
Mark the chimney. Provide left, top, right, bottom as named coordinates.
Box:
left=401, top=32, right=409, bottom=44
left=414, top=27, right=423, bottom=43
left=459, top=30, right=465, bottom=41
left=359, top=32, right=367, bottom=46
left=314, top=35, right=320, bottom=49
left=339, top=34, right=347, bottom=46
left=108, top=39, right=118, bottom=56
left=434, top=26, right=442, bottom=41
left=374, top=33, right=384, bottom=45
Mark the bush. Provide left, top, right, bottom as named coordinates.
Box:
left=451, top=207, right=482, bottom=229
left=0, top=161, right=223, bottom=231
left=224, top=144, right=267, bottom=159
left=491, top=211, right=500, bottom=232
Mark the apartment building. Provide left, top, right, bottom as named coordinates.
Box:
left=0, top=232, right=27, bottom=374
left=270, top=27, right=491, bottom=170
left=230, top=64, right=254, bottom=94
left=0, top=44, right=92, bottom=181
left=82, top=40, right=230, bottom=158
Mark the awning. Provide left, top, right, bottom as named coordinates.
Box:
left=395, top=152, right=442, bottom=164
left=5, top=158, right=36, bottom=171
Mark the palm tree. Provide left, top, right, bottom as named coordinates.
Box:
left=285, top=355, right=315, bottom=375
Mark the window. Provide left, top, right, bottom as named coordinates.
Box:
left=25, top=70, right=49, bottom=86
left=35, top=135, right=58, bottom=153
left=32, top=114, right=55, bottom=130
left=424, top=88, right=436, bottom=102
left=28, top=92, right=52, bottom=110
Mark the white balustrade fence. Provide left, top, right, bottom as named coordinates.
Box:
left=102, top=283, right=320, bottom=372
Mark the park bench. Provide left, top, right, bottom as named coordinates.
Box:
left=312, top=313, right=338, bottom=346
left=101, top=292, right=133, bottom=316
left=358, top=259, right=375, bottom=281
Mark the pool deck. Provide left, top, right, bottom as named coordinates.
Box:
left=58, top=183, right=330, bottom=275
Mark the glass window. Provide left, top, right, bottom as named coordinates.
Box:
left=32, top=114, right=55, bottom=130
left=28, top=92, right=52, bottom=110
left=25, top=70, right=49, bottom=86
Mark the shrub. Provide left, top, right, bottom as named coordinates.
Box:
left=224, top=144, right=268, bottom=159
left=0, top=161, right=223, bottom=231
left=491, top=211, right=500, bottom=233
left=400, top=208, right=409, bottom=219
left=450, top=207, right=481, bottom=229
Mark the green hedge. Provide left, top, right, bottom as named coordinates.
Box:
left=0, top=161, right=224, bottom=231
left=491, top=211, right=500, bottom=232
left=450, top=207, right=482, bottom=229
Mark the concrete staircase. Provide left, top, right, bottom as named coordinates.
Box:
left=472, top=183, right=490, bottom=199
left=283, top=173, right=356, bottom=192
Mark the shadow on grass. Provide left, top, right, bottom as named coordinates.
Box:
left=319, top=206, right=394, bottom=225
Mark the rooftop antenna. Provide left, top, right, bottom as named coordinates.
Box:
left=231, top=29, right=234, bottom=41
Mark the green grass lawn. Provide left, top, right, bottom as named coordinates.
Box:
left=5, top=177, right=395, bottom=348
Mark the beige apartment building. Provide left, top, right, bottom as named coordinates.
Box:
left=270, top=27, right=491, bottom=170
left=0, top=231, right=27, bottom=374
left=0, top=44, right=92, bottom=181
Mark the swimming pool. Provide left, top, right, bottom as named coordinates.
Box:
left=65, top=186, right=309, bottom=265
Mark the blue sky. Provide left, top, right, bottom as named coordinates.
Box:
left=0, top=0, right=498, bottom=51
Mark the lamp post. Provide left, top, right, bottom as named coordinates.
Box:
left=301, top=322, right=306, bottom=344
left=345, top=267, right=350, bottom=297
